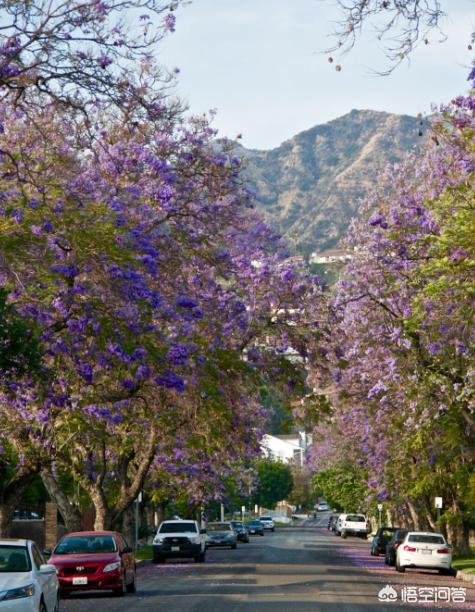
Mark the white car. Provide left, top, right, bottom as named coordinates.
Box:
left=0, top=539, right=59, bottom=611
left=316, top=502, right=330, bottom=512
left=396, top=531, right=453, bottom=575
left=258, top=516, right=275, bottom=532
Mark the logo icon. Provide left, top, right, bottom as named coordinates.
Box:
left=76, top=566, right=85, bottom=572
left=378, top=585, right=398, bottom=601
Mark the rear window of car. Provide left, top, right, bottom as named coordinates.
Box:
left=346, top=515, right=366, bottom=522
left=207, top=523, right=232, bottom=532
left=0, top=546, right=31, bottom=572
left=408, top=534, right=445, bottom=544
left=159, top=522, right=197, bottom=534
left=54, top=535, right=117, bottom=554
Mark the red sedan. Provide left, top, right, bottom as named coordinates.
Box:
left=49, top=531, right=136, bottom=596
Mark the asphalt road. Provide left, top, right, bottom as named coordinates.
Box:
left=60, top=517, right=475, bottom=612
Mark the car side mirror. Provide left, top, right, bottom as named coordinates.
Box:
left=39, top=564, right=57, bottom=574
left=121, top=546, right=133, bottom=554
left=43, top=548, right=52, bottom=558
left=200, top=528, right=206, bottom=534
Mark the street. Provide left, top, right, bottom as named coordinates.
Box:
left=60, top=519, right=475, bottom=611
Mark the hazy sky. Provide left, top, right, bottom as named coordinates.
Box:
left=160, top=0, right=474, bottom=150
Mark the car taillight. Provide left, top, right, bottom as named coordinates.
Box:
left=403, top=545, right=416, bottom=552
left=394, top=543, right=401, bottom=548
left=437, top=548, right=449, bottom=554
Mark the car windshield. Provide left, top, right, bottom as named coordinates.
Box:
left=54, top=535, right=117, bottom=554
left=207, top=523, right=232, bottom=532
left=247, top=521, right=260, bottom=526
left=260, top=517, right=271, bottom=521
left=408, top=534, right=445, bottom=545
left=346, top=515, right=365, bottom=522
left=159, top=522, right=197, bottom=534
left=231, top=522, right=243, bottom=528
left=0, top=546, right=31, bottom=572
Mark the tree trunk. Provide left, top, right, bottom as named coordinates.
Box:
left=0, top=501, right=15, bottom=537
left=91, top=491, right=112, bottom=531
left=41, top=467, right=82, bottom=533
left=446, top=498, right=471, bottom=556
left=120, top=505, right=135, bottom=546
left=404, top=498, right=420, bottom=530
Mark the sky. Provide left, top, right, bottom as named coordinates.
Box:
left=159, top=0, right=475, bottom=150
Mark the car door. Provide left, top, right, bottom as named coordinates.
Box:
left=32, top=543, right=57, bottom=611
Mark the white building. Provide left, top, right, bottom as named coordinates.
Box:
left=260, top=432, right=312, bottom=466
left=309, top=249, right=352, bottom=265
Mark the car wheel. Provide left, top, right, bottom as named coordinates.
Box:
left=373, top=550, right=379, bottom=556
left=271, top=528, right=275, bottom=532
left=113, top=575, right=127, bottom=596
left=260, top=532, right=264, bottom=536
left=341, top=531, right=347, bottom=539
left=39, top=599, right=47, bottom=612
left=153, top=555, right=164, bottom=564
left=395, top=561, right=405, bottom=573
left=384, top=555, right=389, bottom=565
left=231, top=543, right=237, bottom=549
left=126, top=574, right=137, bottom=593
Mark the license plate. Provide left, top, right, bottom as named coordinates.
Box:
left=250, top=530, right=255, bottom=533
left=72, top=577, right=88, bottom=585
left=420, top=549, right=432, bottom=555
left=171, top=546, right=180, bottom=551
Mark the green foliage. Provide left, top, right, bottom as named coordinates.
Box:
left=252, top=458, right=293, bottom=509
left=0, top=289, right=42, bottom=376
left=313, top=464, right=369, bottom=513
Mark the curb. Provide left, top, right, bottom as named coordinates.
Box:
left=455, top=569, right=475, bottom=584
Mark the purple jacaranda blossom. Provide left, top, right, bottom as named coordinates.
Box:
left=449, top=247, right=468, bottom=263
left=164, top=13, right=176, bottom=32
left=155, top=371, right=185, bottom=392
left=97, top=55, right=113, bottom=69
left=175, top=296, right=199, bottom=309
left=167, top=343, right=189, bottom=366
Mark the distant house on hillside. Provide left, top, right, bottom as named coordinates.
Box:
left=260, top=432, right=312, bottom=466
left=309, top=249, right=352, bottom=265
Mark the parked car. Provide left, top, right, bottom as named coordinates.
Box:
left=336, top=514, right=369, bottom=538
left=316, top=502, right=330, bottom=512
left=230, top=521, right=250, bottom=543
left=395, top=531, right=454, bottom=575
left=327, top=514, right=340, bottom=531
left=0, top=538, right=59, bottom=611
left=245, top=519, right=264, bottom=536
left=49, top=531, right=136, bottom=596
left=259, top=516, right=275, bottom=532
left=370, top=527, right=400, bottom=556
left=153, top=520, right=206, bottom=563
left=384, top=528, right=409, bottom=566
left=205, top=522, right=237, bottom=549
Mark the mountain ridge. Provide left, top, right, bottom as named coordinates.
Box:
left=236, top=109, right=424, bottom=255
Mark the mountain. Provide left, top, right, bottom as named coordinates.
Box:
left=238, top=109, right=424, bottom=256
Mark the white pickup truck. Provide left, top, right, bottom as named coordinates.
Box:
left=153, top=519, right=207, bottom=563
left=336, top=513, right=370, bottom=539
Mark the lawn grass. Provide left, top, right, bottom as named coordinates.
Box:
left=452, top=558, right=475, bottom=574
left=452, top=548, right=475, bottom=574
left=135, top=544, right=152, bottom=561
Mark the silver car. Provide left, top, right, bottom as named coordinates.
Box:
left=205, top=522, right=237, bottom=549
